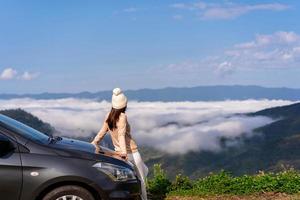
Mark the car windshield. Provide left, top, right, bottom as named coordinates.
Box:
left=0, top=114, right=50, bottom=144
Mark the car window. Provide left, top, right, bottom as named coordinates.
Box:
left=0, top=133, right=12, bottom=154
left=0, top=115, right=50, bottom=144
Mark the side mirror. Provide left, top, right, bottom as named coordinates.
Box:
left=0, top=135, right=16, bottom=157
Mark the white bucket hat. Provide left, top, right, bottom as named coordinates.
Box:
left=111, top=88, right=128, bottom=109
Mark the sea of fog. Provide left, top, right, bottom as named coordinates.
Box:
left=0, top=98, right=295, bottom=154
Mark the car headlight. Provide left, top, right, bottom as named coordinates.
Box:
left=93, top=162, right=136, bottom=181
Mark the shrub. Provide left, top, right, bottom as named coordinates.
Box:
left=194, top=170, right=234, bottom=195
left=147, top=164, right=300, bottom=198
left=276, top=169, right=300, bottom=194
left=171, top=174, right=193, bottom=191
left=147, top=164, right=171, bottom=199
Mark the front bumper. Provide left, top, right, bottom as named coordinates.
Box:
left=108, top=179, right=141, bottom=200
left=91, top=178, right=141, bottom=200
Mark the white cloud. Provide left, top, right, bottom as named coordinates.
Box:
left=162, top=31, right=300, bottom=77
left=159, top=56, right=220, bottom=74
left=123, top=7, right=138, bottom=13
left=171, top=3, right=188, bottom=9
left=0, top=68, right=17, bottom=80
left=0, top=68, right=39, bottom=81
left=171, top=2, right=289, bottom=20
left=235, top=31, right=300, bottom=49
left=215, top=61, right=234, bottom=77
left=202, top=3, right=289, bottom=20
left=137, top=115, right=273, bottom=153
left=113, top=7, right=139, bottom=15
left=0, top=98, right=295, bottom=154
left=171, top=2, right=207, bottom=10
left=19, top=71, right=39, bottom=81
left=225, top=31, right=300, bottom=70
left=172, top=14, right=183, bottom=20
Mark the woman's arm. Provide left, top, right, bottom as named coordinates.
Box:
left=117, top=114, right=127, bottom=159
left=91, top=118, right=108, bottom=145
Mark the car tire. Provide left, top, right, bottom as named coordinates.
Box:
left=42, top=185, right=95, bottom=200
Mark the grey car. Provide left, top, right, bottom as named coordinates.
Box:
left=0, top=114, right=141, bottom=200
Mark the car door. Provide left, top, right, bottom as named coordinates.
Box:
left=0, top=132, right=22, bottom=200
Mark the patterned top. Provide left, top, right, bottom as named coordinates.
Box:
left=92, top=113, right=138, bottom=154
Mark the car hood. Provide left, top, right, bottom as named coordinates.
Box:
left=49, top=137, right=133, bottom=169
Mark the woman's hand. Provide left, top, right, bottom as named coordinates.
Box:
left=91, top=141, right=97, bottom=146
left=116, top=152, right=128, bottom=160
left=93, top=145, right=101, bottom=154
left=120, top=154, right=128, bottom=160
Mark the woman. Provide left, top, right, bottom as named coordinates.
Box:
left=91, top=88, right=148, bottom=200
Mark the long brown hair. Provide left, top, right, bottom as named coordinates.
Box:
left=106, top=107, right=127, bottom=130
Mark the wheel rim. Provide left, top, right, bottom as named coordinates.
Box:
left=56, top=195, right=83, bottom=200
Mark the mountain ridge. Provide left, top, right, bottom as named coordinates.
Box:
left=1, top=85, right=300, bottom=101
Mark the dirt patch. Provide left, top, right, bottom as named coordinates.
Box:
left=166, top=193, right=300, bottom=200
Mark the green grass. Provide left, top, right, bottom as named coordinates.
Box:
left=147, top=164, right=300, bottom=199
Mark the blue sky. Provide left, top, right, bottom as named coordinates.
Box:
left=0, top=0, right=300, bottom=93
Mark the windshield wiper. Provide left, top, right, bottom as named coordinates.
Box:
left=48, top=136, right=63, bottom=144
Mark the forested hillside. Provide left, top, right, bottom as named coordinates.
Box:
left=142, top=102, right=300, bottom=179
left=0, top=109, right=55, bottom=136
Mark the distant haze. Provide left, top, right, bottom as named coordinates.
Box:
left=0, top=98, right=295, bottom=153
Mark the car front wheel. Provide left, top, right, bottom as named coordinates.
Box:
left=42, top=185, right=95, bottom=200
